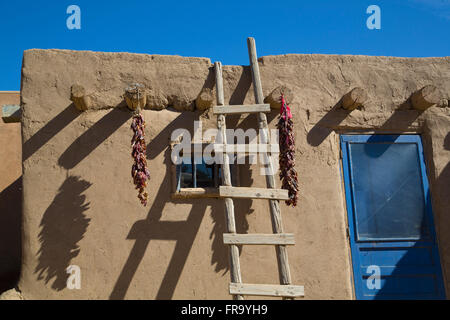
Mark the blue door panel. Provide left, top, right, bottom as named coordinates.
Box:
left=360, top=266, right=438, bottom=277
left=340, top=134, right=446, bottom=300
left=359, top=247, right=434, bottom=269
left=360, top=277, right=439, bottom=296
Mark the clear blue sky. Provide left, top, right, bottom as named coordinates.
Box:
left=1, top=0, right=449, bottom=90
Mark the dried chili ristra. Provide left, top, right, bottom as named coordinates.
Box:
left=277, top=94, right=299, bottom=207
left=131, top=113, right=150, bottom=206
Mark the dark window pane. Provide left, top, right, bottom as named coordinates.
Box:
left=196, top=160, right=215, bottom=188
left=179, top=162, right=194, bottom=188
left=349, top=142, right=429, bottom=241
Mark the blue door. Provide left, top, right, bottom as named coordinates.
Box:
left=340, top=135, right=446, bottom=300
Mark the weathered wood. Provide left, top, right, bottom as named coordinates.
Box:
left=213, top=144, right=279, bottom=154
left=171, top=187, right=219, bottom=199
left=219, top=186, right=289, bottom=200
left=215, top=61, right=243, bottom=300
left=146, top=88, right=168, bottom=110
left=195, top=88, right=215, bottom=111
left=411, top=85, right=441, bottom=110
left=124, top=83, right=147, bottom=111
left=213, top=104, right=270, bottom=115
left=2, top=105, right=21, bottom=123
left=216, top=62, right=225, bottom=107
left=229, top=283, right=304, bottom=298
left=70, top=84, right=91, bottom=111
left=223, top=233, right=295, bottom=245
left=264, top=85, right=293, bottom=109
left=247, top=37, right=293, bottom=297
left=341, top=87, right=368, bottom=110
left=247, top=37, right=265, bottom=107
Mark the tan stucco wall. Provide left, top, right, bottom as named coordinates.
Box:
left=18, top=50, right=450, bottom=299
left=0, top=91, right=22, bottom=293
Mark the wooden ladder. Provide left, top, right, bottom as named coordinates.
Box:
left=214, top=37, right=304, bottom=300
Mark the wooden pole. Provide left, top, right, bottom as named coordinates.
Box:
left=247, top=37, right=293, bottom=298
left=411, top=85, right=441, bottom=110
left=70, top=84, right=90, bottom=111
left=341, top=87, right=368, bottom=111
left=124, top=83, right=147, bottom=111
left=215, top=61, right=244, bottom=300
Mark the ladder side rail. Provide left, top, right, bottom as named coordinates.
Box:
left=247, top=37, right=293, bottom=296
left=215, top=61, right=244, bottom=300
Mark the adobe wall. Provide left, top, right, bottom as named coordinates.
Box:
left=0, top=91, right=22, bottom=293
left=19, top=49, right=450, bottom=299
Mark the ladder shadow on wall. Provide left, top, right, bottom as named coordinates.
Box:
left=30, top=102, right=138, bottom=292
left=108, top=112, right=251, bottom=299
left=22, top=101, right=98, bottom=291
left=108, top=64, right=271, bottom=299
left=108, top=68, right=266, bottom=299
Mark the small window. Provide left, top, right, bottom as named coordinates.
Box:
left=196, top=161, right=216, bottom=188
left=175, top=155, right=236, bottom=191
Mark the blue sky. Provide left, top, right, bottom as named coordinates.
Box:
left=0, top=0, right=449, bottom=90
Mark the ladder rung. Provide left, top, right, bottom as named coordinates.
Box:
left=213, top=104, right=270, bottom=115
left=219, top=186, right=289, bottom=200
left=229, top=283, right=304, bottom=298
left=223, top=233, right=295, bottom=245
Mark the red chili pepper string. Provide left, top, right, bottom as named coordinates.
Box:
left=131, top=113, right=150, bottom=206
left=277, top=95, right=299, bottom=207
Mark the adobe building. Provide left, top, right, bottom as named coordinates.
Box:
left=1, top=47, right=449, bottom=299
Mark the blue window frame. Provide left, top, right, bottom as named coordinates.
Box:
left=341, top=134, right=446, bottom=300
